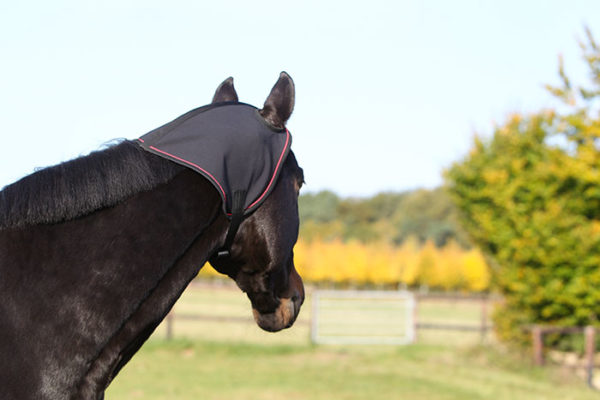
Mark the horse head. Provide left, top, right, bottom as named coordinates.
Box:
left=209, top=72, right=305, bottom=332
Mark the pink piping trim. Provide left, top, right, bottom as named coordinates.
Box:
left=147, top=145, right=227, bottom=202
left=245, top=129, right=290, bottom=210
left=138, top=129, right=289, bottom=214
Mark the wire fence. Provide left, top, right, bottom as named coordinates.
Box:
left=310, top=290, right=416, bottom=345
left=161, top=282, right=498, bottom=346
left=159, top=283, right=600, bottom=387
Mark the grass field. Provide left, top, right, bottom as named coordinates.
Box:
left=107, top=340, right=597, bottom=400
left=149, top=283, right=493, bottom=346
left=105, top=283, right=596, bottom=400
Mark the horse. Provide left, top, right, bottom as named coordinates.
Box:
left=0, top=72, right=305, bottom=400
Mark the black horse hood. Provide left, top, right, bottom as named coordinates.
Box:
left=138, top=102, right=291, bottom=217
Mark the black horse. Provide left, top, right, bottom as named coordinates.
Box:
left=0, top=73, right=305, bottom=400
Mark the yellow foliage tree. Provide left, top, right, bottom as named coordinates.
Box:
left=293, top=238, right=490, bottom=291
left=197, top=237, right=491, bottom=292
left=461, top=249, right=491, bottom=292
left=397, top=237, right=421, bottom=285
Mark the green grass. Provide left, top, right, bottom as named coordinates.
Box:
left=106, top=339, right=597, bottom=400
left=103, top=284, right=597, bottom=399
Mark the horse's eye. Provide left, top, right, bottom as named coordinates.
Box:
left=241, top=268, right=258, bottom=276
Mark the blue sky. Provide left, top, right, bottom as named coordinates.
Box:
left=1, top=0, right=599, bottom=196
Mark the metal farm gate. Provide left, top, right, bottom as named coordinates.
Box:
left=311, top=290, right=416, bottom=345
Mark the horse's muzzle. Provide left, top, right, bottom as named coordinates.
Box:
left=252, top=266, right=304, bottom=332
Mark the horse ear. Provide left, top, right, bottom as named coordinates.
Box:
left=259, top=72, right=295, bottom=129
left=212, top=77, right=238, bottom=103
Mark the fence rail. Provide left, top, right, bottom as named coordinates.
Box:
left=163, top=284, right=497, bottom=344
left=413, top=293, right=493, bottom=342
left=416, top=322, right=493, bottom=332
left=527, top=325, right=598, bottom=388
left=311, top=290, right=416, bottom=345
left=161, top=284, right=599, bottom=387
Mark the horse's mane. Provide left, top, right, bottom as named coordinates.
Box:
left=0, top=140, right=184, bottom=229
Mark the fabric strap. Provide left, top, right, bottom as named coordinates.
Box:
left=212, top=190, right=247, bottom=260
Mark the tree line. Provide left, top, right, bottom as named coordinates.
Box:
left=299, top=187, right=470, bottom=247
left=199, top=187, right=490, bottom=291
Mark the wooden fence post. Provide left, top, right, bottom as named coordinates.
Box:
left=584, top=326, right=595, bottom=388
left=532, top=326, right=544, bottom=365
left=480, top=298, right=488, bottom=343
left=166, top=312, right=174, bottom=340
left=413, top=295, right=419, bottom=343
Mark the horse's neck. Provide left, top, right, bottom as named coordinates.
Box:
left=73, top=169, right=231, bottom=398
left=0, top=168, right=229, bottom=399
